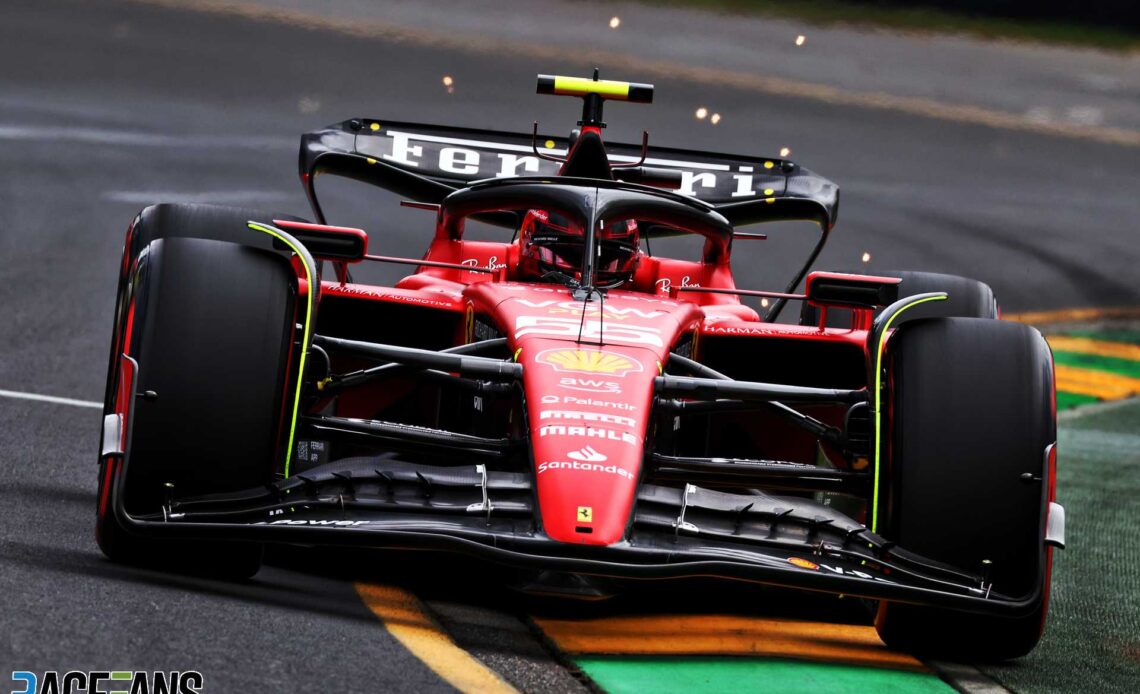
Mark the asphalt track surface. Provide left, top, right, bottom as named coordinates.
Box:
left=1, top=0, right=1138, bottom=691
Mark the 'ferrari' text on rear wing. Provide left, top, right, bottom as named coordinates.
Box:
left=298, top=119, right=838, bottom=228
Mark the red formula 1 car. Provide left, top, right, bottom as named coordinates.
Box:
left=97, top=74, right=1064, bottom=659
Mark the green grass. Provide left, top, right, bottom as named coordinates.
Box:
left=980, top=399, right=1140, bottom=692
left=647, top=0, right=1140, bottom=52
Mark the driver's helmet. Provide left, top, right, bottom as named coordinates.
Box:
left=518, top=209, right=640, bottom=286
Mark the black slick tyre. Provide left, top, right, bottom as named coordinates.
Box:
left=874, top=317, right=1056, bottom=661
left=97, top=205, right=303, bottom=579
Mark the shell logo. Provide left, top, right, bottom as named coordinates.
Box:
left=536, top=349, right=644, bottom=377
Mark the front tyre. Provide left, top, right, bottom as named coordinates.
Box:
left=874, top=317, right=1056, bottom=661
left=98, top=205, right=305, bottom=579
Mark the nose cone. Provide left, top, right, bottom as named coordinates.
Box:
left=464, top=282, right=700, bottom=545
left=522, top=344, right=657, bottom=545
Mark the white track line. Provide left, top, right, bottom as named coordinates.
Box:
left=0, top=124, right=293, bottom=149
left=102, top=190, right=291, bottom=205
left=0, top=389, right=102, bottom=409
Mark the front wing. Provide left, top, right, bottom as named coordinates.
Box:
left=108, top=453, right=1046, bottom=617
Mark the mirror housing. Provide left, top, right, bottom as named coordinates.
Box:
left=805, top=272, right=901, bottom=309
left=271, top=220, right=368, bottom=262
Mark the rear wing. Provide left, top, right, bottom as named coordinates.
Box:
left=298, top=119, right=838, bottom=230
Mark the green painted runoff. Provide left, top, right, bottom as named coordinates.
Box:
left=575, top=656, right=953, bottom=694
left=1050, top=350, right=1140, bottom=379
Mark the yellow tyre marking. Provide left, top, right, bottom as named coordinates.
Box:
left=872, top=293, right=947, bottom=532
left=355, top=583, right=519, bottom=694
left=127, top=0, right=1140, bottom=147
left=1006, top=306, right=1140, bottom=325
left=1053, top=364, right=1140, bottom=400
left=534, top=614, right=927, bottom=671
left=246, top=222, right=314, bottom=478
left=1047, top=335, right=1140, bottom=361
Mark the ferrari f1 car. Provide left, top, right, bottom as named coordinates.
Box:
left=97, top=73, right=1064, bottom=659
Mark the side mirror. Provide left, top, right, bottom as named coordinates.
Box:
left=271, top=219, right=368, bottom=262
left=805, top=272, right=901, bottom=309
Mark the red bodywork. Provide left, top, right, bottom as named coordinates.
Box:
left=307, top=222, right=871, bottom=547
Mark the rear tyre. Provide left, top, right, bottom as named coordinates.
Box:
left=800, top=270, right=997, bottom=327
left=98, top=205, right=303, bottom=579
left=874, top=317, right=1056, bottom=660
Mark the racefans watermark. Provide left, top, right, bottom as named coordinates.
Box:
left=10, top=671, right=203, bottom=694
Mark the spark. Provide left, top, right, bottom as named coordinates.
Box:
left=442, top=75, right=455, bottom=94
left=609, top=16, right=621, bottom=29
left=710, top=113, right=721, bottom=124
left=760, top=298, right=770, bottom=308
left=695, top=107, right=708, bottom=120
left=297, top=97, right=321, bottom=115
left=862, top=252, right=872, bottom=263
left=795, top=35, right=806, bottom=46
left=779, top=147, right=790, bottom=157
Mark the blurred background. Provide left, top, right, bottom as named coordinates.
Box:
left=1, top=2, right=1137, bottom=693
left=4, top=0, right=1137, bottom=350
